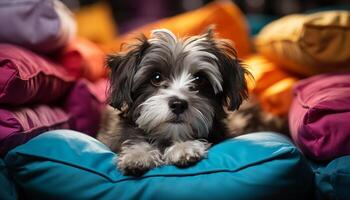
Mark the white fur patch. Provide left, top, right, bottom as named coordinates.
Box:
left=136, top=93, right=171, bottom=132
left=163, top=140, right=211, bottom=165
left=170, top=72, right=194, bottom=91
left=117, top=141, right=163, bottom=172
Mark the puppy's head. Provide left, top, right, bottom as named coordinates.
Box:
left=107, top=28, right=249, bottom=141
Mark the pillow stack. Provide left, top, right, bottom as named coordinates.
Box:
left=0, top=0, right=108, bottom=157
left=254, top=10, right=350, bottom=161
left=245, top=10, right=350, bottom=117
left=251, top=10, right=350, bottom=199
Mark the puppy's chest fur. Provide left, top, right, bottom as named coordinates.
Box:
left=97, top=105, right=230, bottom=153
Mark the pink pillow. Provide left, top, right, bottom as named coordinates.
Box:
left=64, top=79, right=108, bottom=137
left=289, top=72, right=350, bottom=160
left=0, top=44, right=75, bottom=105
left=0, top=105, right=69, bottom=156
left=0, top=0, right=76, bottom=53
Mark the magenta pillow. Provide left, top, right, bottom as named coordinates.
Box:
left=0, top=44, right=75, bottom=105
left=64, top=79, right=108, bottom=137
left=0, top=0, right=76, bottom=53
left=289, top=72, right=350, bottom=160
left=0, top=105, right=69, bottom=156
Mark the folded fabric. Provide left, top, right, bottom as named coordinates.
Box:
left=0, top=159, right=17, bottom=200
left=64, top=79, right=108, bottom=137
left=0, top=0, right=76, bottom=53
left=244, top=54, right=298, bottom=116
left=5, top=130, right=314, bottom=199
left=57, top=38, right=107, bottom=81
left=0, top=44, right=75, bottom=105
left=0, top=105, right=69, bottom=157
left=256, top=11, right=350, bottom=76
left=289, top=72, right=350, bottom=160
left=102, top=1, right=251, bottom=58
left=312, top=156, right=350, bottom=200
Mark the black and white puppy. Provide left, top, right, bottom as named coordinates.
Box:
left=99, top=28, right=263, bottom=176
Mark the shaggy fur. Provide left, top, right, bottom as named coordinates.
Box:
left=97, top=28, right=286, bottom=176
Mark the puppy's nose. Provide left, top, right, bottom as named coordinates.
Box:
left=168, top=97, right=188, bottom=115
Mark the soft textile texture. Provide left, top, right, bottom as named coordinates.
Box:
left=58, top=38, right=107, bottom=81
left=0, top=0, right=76, bottom=53
left=102, top=1, right=251, bottom=58
left=0, top=159, right=17, bottom=200
left=0, top=44, right=75, bottom=105
left=244, top=54, right=298, bottom=116
left=312, top=156, right=350, bottom=200
left=64, top=79, right=107, bottom=137
left=289, top=72, right=350, bottom=160
left=74, top=1, right=117, bottom=45
left=5, top=130, right=314, bottom=199
left=256, top=11, right=350, bottom=76
left=0, top=105, right=69, bottom=157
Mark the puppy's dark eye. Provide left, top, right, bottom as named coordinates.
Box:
left=190, top=73, right=207, bottom=91
left=193, top=74, right=204, bottom=85
left=150, top=72, right=163, bottom=86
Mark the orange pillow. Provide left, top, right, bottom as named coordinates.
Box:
left=244, top=55, right=299, bottom=116
left=58, top=38, right=107, bottom=82
left=102, top=1, right=251, bottom=58
left=74, top=1, right=117, bottom=45
left=255, top=11, right=350, bottom=76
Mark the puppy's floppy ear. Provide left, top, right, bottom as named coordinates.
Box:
left=204, top=29, right=250, bottom=110
left=107, top=35, right=150, bottom=111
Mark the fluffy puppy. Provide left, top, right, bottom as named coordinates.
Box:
left=98, top=28, right=284, bottom=176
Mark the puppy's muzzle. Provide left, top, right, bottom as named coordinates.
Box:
left=168, top=96, right=188, bottom=115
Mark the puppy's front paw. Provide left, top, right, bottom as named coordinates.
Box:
left=117, top=142, right=163, bottom=176
left=163, top=140, right=211, bottom=167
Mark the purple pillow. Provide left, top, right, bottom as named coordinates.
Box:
left=0, top=44, right=75, bottom=105
left=289, top=72, right=350, bottom=160
left=64, top=79, right=108, bottom=137
left=0, top=105, right=69, bottom=156
left=0, top=0, right=76, bottom=53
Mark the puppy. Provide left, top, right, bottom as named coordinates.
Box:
left=98, top=28, right=286, bottom=176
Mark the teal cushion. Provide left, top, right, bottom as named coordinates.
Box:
left=312, top=156, right=350, bottom=200
left=5, top=130, right=314, bottom=200
left=0, top=159, right=17, bottom=200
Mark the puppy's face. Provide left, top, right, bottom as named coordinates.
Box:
left=107, top=29, right=248, bottom=142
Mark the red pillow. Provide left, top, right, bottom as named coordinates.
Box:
left=57, top=38, right=107, bottom=81
left=0, top=44, right=75, bottom=105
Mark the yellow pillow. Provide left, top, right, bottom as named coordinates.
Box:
left=75, top=1, right=117, bottom=44
left=244, top=55, right=299, bottom=116
left=255, top=11, right=350, bottom=76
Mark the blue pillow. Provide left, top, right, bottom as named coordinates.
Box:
left=312, top=156, right=350, bottom=200
left=0, top=159, right=17, bottom=200
left=5, top=130, right=314, bottom=199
